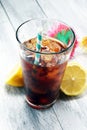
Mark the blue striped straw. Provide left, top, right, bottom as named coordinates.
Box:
left=34, top=32, right=42, bottom=64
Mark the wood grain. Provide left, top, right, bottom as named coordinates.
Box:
left=37, top=0, right=87, bottom=37
left=0, top=2, right=19, bottom=85
left=0, top=0, right=87, bottom=130
left=1, top=0, right=46, bottom=29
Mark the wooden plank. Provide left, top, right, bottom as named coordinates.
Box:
left=52, top=97, right=87, bottom=130
left=1, top=0, right=46, bottom=30
left=0, top=3, right=19, bottom=85
left=37, top=0, right=87, bottom=37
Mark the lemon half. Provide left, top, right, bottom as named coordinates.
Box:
left=61, top=63, right=87, bottom=96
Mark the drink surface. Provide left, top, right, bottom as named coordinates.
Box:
left=22, top=36, right=67, bottom=53
left=21, top=37, right=68, bottom=108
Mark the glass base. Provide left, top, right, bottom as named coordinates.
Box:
left=25, top=97, right=57, bottom=110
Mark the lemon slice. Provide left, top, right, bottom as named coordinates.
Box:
left=80, top=36, right=87, bottom=51
left=5, top=64, right=24, bottom=87
left=61, top=63, right=87, bottom=96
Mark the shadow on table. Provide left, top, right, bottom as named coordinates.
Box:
left=4, top=84, right=25, bottom=95
left=59, top=90, right=87, bottom=101
left=4, top=84, right=87, bottom=101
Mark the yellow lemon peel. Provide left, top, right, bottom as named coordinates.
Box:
left=80, top=36, right=87, bottom=51
left=5, top=63, right=24, bottom=87
left=61, top=63, right=87, bottom=96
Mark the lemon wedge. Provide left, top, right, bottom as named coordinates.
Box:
left=5, top=64, right=24, bottom=87
left=61, top=63, right=87, bottom=96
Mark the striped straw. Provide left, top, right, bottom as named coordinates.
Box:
left=34, top=32, right=42, bottom=65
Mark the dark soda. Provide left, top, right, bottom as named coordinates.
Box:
left=21, top=38, right=68, bottom=109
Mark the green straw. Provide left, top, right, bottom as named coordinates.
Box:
left=34, top=32, right=42, bottom=65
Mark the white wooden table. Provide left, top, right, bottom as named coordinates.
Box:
left=0, top=0, right=87, bottom=130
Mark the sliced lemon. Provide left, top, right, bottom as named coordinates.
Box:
left=80, top=36, right=87, bottom=51
left=5, top=63, right=24, bottom=87
left=61, top=63, right=87, bottom=96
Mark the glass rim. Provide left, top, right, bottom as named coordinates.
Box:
left=16, top=18, right=76, bottom=55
